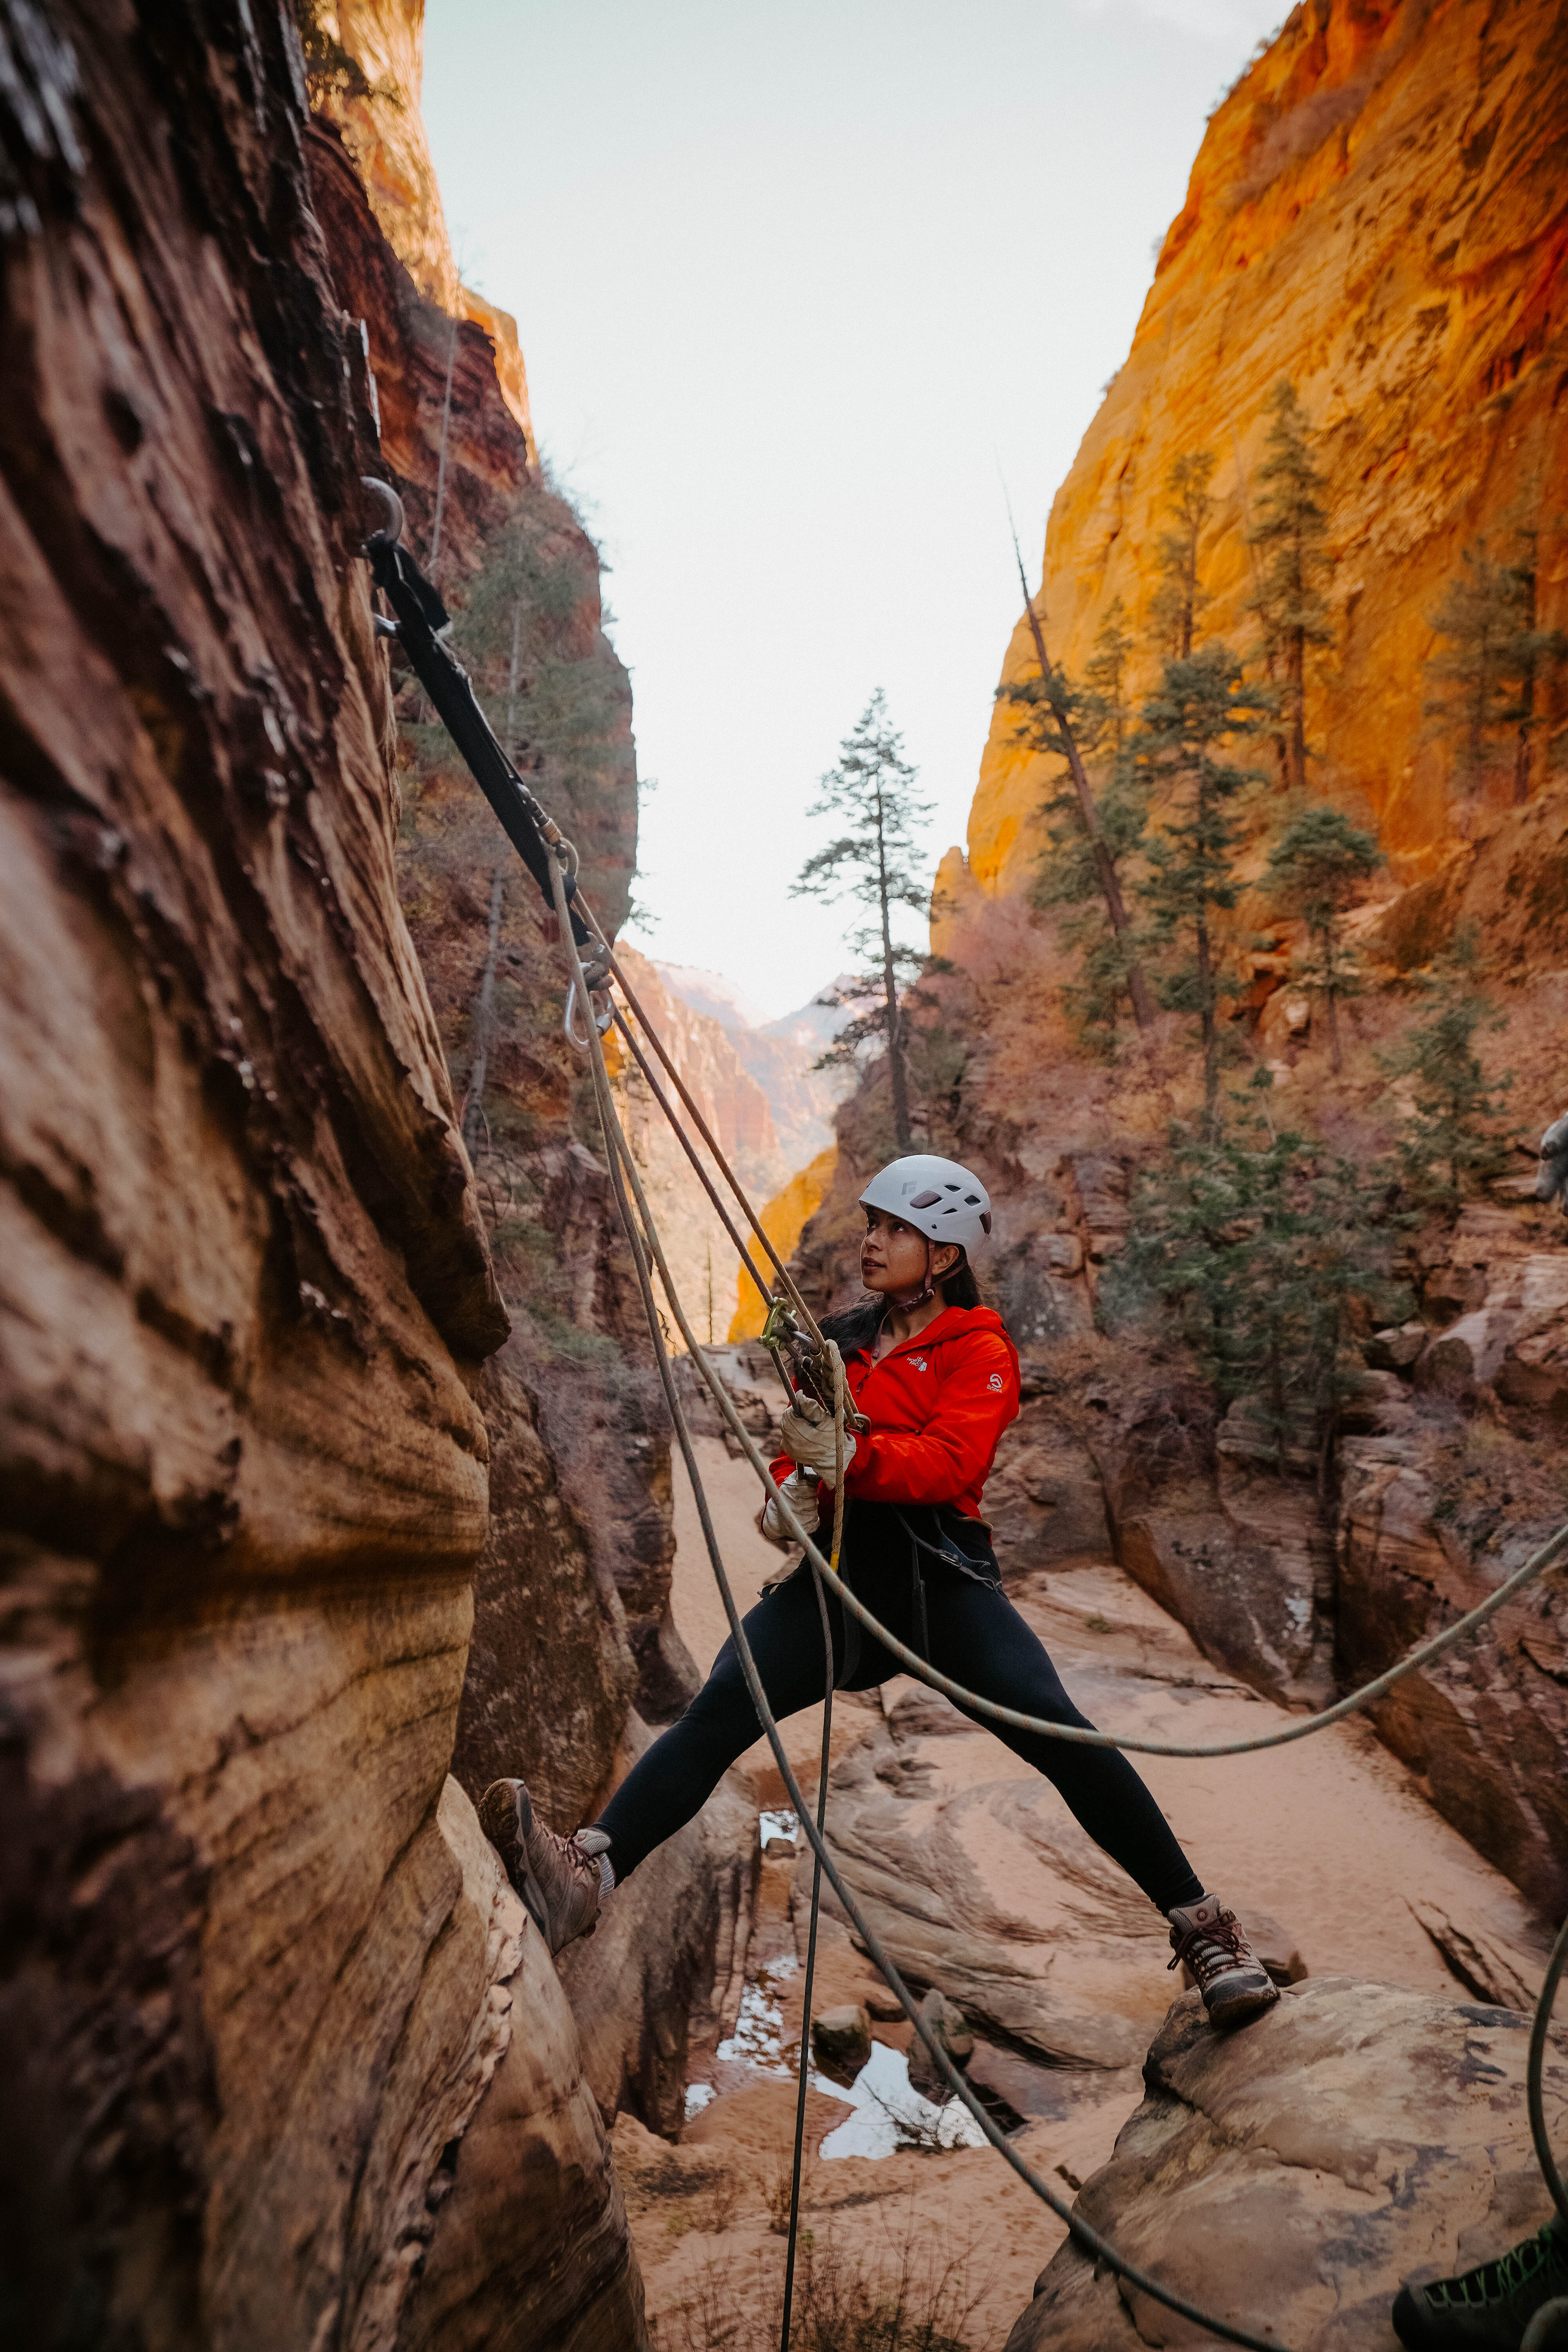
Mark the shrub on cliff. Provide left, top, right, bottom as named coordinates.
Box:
left=1379, top=935, right=1517, bottom=1214
left=1106, top=1081, right=1408, bottom=1472
left=1263, top=804, right=1384, bottom=1074
left=1423, top=527, right=1568, bottom=806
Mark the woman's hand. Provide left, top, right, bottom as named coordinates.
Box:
left=780, top=1405, right=857, bottom=1480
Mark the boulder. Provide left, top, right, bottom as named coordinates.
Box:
left=1338, top=1440, right=1568, bottom=1915
left=907, top=1989, right=975, bottom=2099
left=561, top=1759, right=759, bottom=2134
left=1366, top=1322, right=1428, bottom=1372
left=811, top=2003, right=872, bottom=2083
left=397, top=1786, right=650, bottom=2352
left=1006, top=1977, right=1568, bottom=2350
left=804, top=1730, right=1172, bottom=2070
left=1096, top=1388, right=1335, bottom=1709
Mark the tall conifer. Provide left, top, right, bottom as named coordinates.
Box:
left=1425, top=530, right=1567, bottom=804
left=1135, top=648, right=1269, bottom=1135
left=1149, top=451, right=1216, bottom=662
left=1247, top=382, right=1331, bottom=792
left=792, top=692, right=931, bottom=1152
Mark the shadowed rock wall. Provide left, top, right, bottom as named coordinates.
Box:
left=0, top=5, right=651, bottom=2347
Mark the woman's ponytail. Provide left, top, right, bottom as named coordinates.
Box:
left=940, top=1252, right=982, bottom=1310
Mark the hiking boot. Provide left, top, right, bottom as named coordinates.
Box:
left=478, top=1778, right=610, bottom=1956
left=1167, top=1895, right=1280, bottom=2030
left=1393, top=2216, right=1568, bottom=2349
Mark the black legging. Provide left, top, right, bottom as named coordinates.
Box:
left=597, top=1503, right=1204, bottom=1913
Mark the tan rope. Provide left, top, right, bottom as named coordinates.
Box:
left=579, top=920, right=822, bottom=1339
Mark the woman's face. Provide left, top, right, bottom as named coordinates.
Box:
left=860, top=1207, right=958, bottom=1297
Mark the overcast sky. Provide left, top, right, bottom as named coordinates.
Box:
left=421, top=0, right=1285, bottom=1020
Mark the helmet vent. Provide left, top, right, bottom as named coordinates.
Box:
left=909, top=1189, right=942, bottom=1209
left=964, top=1194, right=980, bottom=1205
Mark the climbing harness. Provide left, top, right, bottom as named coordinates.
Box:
left=364, top=495, right=1568, bottom=2351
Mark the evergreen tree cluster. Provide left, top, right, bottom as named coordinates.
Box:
left=1105, top=1076, right=1410, bottom=1472
left=996, top=380, right=1537, bottom=1468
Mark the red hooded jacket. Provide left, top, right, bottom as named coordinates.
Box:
left=775, top=1305, right=1021, bottom=1522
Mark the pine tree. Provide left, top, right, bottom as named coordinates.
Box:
left=996, top=534, right=1156, bottom=1031
left=1109, top=1083, right=1405, bottom=1473
left=1134, top=647, right=1269, bottom=1134
left=1032, top=755, right=1149, bottom=1052
left=1084, top=596, right=1135, bottom=756
left=1017, top=602, right=1149, bottom=1051
left=1264, top=806, right=1383, bottom=1074
left=1149, top=451, right=1217, bottom=661
left=1380, top=935, right=1516, bottom=1213
left=792, top=692, right=933, bottom=1152
left=1247, top=382, right=1331, bottom=793
left=1424, top=530, right=1568, bottom=804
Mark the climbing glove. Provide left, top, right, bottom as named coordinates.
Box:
left=780, top=1405, right=856, bottom=1481
left=759, top=1466, right=815, bottom=1545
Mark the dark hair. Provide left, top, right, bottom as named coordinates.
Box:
left=819, top=1250, right=983, bottom=1352
left=941, top=1251, right=982, bottom=1310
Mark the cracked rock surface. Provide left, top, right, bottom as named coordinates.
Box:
left=1006, top=1977, right=1568, bottom=2350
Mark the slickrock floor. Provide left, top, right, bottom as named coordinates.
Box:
left=622, top=1436, right=1550, bottom=2350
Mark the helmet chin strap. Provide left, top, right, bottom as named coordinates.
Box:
left=891, top=1238, right=937, bottom=1312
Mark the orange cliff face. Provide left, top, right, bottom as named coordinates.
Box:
left=959, top=0, right=1568, bottom=911
left=318, top=0, right=537, bottom=458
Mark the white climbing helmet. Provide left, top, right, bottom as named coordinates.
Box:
left=859, top=1155, right=993, bottom=1256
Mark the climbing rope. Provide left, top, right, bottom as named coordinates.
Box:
left=366, top=504, right=1568, bottom=2348
left=551, top=846, right=1306, bottom=2350
left=546, top=852, right=1568, bottom=2352
left=778, top=1350, right=846, bottom=2352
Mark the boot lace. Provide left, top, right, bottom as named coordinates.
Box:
left=541, top=1824, right=596, bottom=1880
left=1428, top=2221, right=1568, bottom=2312
left=1168, top=1906, right=1256, bottom=1987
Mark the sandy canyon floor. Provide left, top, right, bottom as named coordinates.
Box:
left=618, top=1436, right=1549, bottom=2351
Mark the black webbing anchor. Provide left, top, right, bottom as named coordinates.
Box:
left=358, top=477, right=599, bottom=958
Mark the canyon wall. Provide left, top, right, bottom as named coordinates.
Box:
left=0, top=2, right=737, bottom=2344
left=311, top=0, right=758, bottom=2159
left=960, top=0, right=1568, bottom=917
left=318, top=0, right=537, bottom=452
left=834, top=0, right=1568, bottom=1925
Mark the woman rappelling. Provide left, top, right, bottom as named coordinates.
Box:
left=478, top=1152, right=1280, bottom=2033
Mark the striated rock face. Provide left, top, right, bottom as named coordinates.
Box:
left=964, top=0, right=1568, bottom=907
left=0, top=4, right=686, bottom=2346
left=318, top=0, right=536, bottom=452
left=1008, top=1978, right=1568, bottom=2351
left=0, top=2, right=534, bottom=2342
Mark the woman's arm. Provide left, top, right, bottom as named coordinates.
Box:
left=846, top=1330, right=1019, bottom=1508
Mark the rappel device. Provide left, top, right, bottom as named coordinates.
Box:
left=760, top=1298, right=870, bottom=1441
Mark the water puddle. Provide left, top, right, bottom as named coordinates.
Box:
left=819, top=2040, right=987, bottom=2160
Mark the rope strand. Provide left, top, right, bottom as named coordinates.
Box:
left=550, top=851, right=1304, bottom=2348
